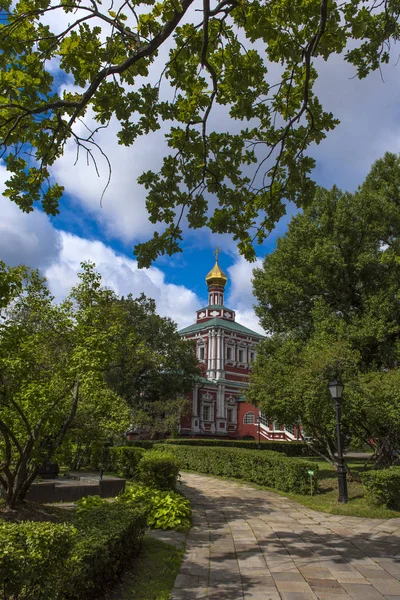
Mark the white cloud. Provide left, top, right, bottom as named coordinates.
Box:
left=312, top=51, right=400, bottom=190
left=45, top=231, right=201, bottom=328
left=0, top=160, right=263, bottom=334
left=51, top=115, right=165, bottom=244
left=226, top=254, right=264, bottom=335
left=0, top=166, right=61, bottom=269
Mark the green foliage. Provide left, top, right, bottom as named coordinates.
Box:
left=0, top=502, right=147, bottom=600
left=361, top=467, right=400, bottom=509
left=2, top=0, right=400, bottom=263
left=159, top=445, right=318, bottom=495
left=75, top=494, right=106, bottom=516
left=66, top=503, right=147, bottom=600
left=0, top=262, right=132, bottom=508
left=0, top=520, right=76, bottom=600
left=0, top=260, right=197, bottom=507
left=250, top=154, right=400, bottom=465
left=104, top=294, right=198, bottom=430
left=0, top=261, right=27, bottom=311
left=136, top=450, right=180, bottom=490
left=118, top=485, right=191, bottom=531
left=124, top=440, right=155, bottom=449
left=147, top=491, right=191, bottom=531
left=107, top=446, right=145, bottom=478
left=159, top=438, right=320, bottom=456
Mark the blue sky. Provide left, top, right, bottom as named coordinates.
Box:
left=1, top=8, right=400, bottom=334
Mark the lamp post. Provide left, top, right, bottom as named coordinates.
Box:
left=257, top=415, right=261, bottom=450
left=328, top=379, right=348, bottom=504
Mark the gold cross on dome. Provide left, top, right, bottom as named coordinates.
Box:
left=214, top=246, right=222, bottom=261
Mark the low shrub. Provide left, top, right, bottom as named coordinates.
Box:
left=124, top=440, right=155, bottom=449
left=118, top=485, right=191, bottom=531
left=88, top=443, right=110, bottom=471
left=361, top=467, right=400, bottom=509
left=158, top=444, right=318, bottom=495
left=66, top=502, right=147, bottom=599
left=75, top=494, right=106, bottom=516
left=157, top=438, right=320, bottom=457
left=108, top=446, right=145, bottom=478
left=0, top=520, right=76, bottom=600
left=0, top=502, right=147, bottom=600
left=136, top=450, right=180, bottom=490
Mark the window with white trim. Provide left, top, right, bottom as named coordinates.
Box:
left=243, top=411, right=255, bottom=424
left=238, top=349, right=244, bottom=362
left=227, top=409, right=233, bottom=423
left=202, top=405, right=211, bottom=421
left=250, top=351, right=255, bottom=362
left=199, top=346, right=205, bottom=360
left=226, top=347, right=233, bottom=360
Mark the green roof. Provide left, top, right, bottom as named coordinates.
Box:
left=179, top=317, right=264, bottom=338
left=193, top=375, right=249, bottom=389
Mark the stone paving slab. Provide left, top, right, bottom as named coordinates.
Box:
left=170, top=473, right=400, bottom=600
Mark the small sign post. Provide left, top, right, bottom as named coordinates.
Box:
left=307, top=469, right=314, bottom=496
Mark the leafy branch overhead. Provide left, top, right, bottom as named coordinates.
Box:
left=1, top=0, right=399, bottom=264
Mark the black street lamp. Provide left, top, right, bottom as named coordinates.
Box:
left=328, top=378, right=348, bottom=504
left=257, top=415, right=261, bottom=450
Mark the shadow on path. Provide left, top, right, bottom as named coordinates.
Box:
left=171, top=473, right=400, bottom=600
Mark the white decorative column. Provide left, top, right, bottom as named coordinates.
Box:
left=210, top=330, right=216, bottom=377
left=192, top=387, right=200, bottom=432
left=216, top=329, right=221, bottom=379
left=207, top=331, right=212, bottom=376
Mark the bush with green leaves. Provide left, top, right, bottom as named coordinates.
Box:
left=118, top=485, right=191, bottom=531
left=0, top=520, right=76, bottom=600
left=107, top=446, right=145, bottom=478
left=0, top=501, right=147, bottom=600
left=361, top=467, right=400, bottom=509
left=136, top=450, right=180, bottom=490
left=158, top=445, right=318, bottom=495
left=66, top=502, right=147, bottom=599
left=124, top=440, right=155, bottom=449
left=75, top=494, right=106, bottom=516
left=158, top=438, right=320, bottom=456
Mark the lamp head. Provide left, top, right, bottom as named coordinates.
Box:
left=328, top=378, right=344, bottom=401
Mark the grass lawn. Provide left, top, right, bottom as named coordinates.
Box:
left=107, top=536, right=184, bottom=600
left=282, top=457, right=399, bottom=518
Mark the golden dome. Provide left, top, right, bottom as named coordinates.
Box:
left=205, top=260, right=228, bottom=287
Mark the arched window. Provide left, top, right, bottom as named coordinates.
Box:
left=243, top=411, right=255, bottom=424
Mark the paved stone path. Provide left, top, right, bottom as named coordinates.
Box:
left=171, top=473, right=400, bottom=600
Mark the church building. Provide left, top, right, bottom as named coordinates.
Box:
left=178, top=252, right=298, bottom=441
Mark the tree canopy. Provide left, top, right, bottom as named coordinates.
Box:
left=1, top=0, right=400, bottom=264
left=249, top=153, right=400, bottom=465
left=0, top=261, right=198, bottom=506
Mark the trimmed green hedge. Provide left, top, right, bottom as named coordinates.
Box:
left=90, top=445, right=181, bottom=489
left=107, top=446, right=145, bottom=478
left=361, top=467, right=400, bottom=509
left=0, top=503, right=147, bottom=600
left=158, top=438, right=318, bottom=456
left=0, top=520, right=75, bottom=600
left=158, top=444, right=318, bottom=495
left=136, top=450, right=180, bottom=490
left=124, top=440, right=155, bottom=449
left=66, top=502, right=147, bottom=599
